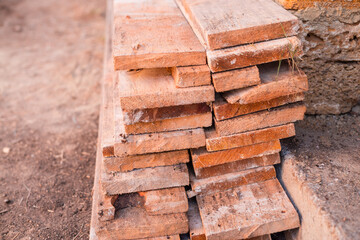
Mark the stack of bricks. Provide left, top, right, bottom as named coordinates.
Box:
left=91, top=0, right=309, bottom=239
left=91, top=0, right=214, bottom=239
left=177, top=0, right=308, bottom=239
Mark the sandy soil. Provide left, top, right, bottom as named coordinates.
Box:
left=0, top=0, right=104, bottom=239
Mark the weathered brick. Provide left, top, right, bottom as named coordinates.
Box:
left=191, top=140, right=281, bottom=171
left=171, top=65, right=211, bottom=88
left=206, top=124, right=296, bottom=152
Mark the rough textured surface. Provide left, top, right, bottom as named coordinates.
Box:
left=275, top=0, right=360, bottom=9
left=112, top=0, right=205, bottom=70
left=290, top=5, right=360, bottom=114
left=206, top=124, right=296, bottom=152
left=103, top=150, right=189, bottom=173
left=196, top=179, right=300, bottom=240
left=215, top=103, right=306, bottom=136
left=213, top=93, right=305, bottom=121
left=278, top=114, right=360, bottom=240
left=101, top=164, right=189, bottom=195
left=176, top=0, right=299, bottom=50
left=191, top=140, right=281, bottom=170
left=171, top=65, right=211, bottom=88
left=194, top=154, right=280, bottom=179
left=0, top=0, right=103, bottom=239
left=190, top=166, right=276, bottom=195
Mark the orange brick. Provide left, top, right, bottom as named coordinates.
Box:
left=115, top=187, right=188, bottom=215
left=222, top=63, right=308, bottom=104
left=207, top=37, right=302, bottom=72
left=212, top=66, right=260, bottom=92
left=190, top=166, right=276, bottom=195
left=101, top=164, right=189, bottom=195
left=213, top=93, right=304, bottom=121
left=114, top=128, right=206, bottom=156
left=123, top=112, right=212, bottom=134
left=123, top=103, right=211, bottom=124
left=215, top=103, right=306, bottom=136
left=191, top=140, right=281, bottom=170
left=206, top=123, right=296, bottom=152
left=103, top=150, right=189, bottom=173
left=171, top=65, right=211, bottom=88
left=194, top=153, right=280, bottom=179
left=196, top=179, right=300, bottom=239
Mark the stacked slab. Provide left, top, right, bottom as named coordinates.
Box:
left=91, top=0, right=215, bottom=239
left=177, top=0, right=308, bottom=239
left=91, top=0, right=309, bottom=239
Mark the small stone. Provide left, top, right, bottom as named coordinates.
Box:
left=4, top=199, right=11, bottom=204
left=2, top=147, right=10, bottom=154
left=351, top=105, right=360, bottom=115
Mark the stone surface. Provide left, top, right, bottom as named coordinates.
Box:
left=277, top=114, right=360, bottom=240
left=287, top=5, right=360, bottom=114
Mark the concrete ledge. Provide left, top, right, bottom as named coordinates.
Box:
left=278, top=149, right=343, bottom=240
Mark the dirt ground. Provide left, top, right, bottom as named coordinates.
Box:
left=0, top=0, right=359, bottom=240
left=0, top=0, right=104, bottom=239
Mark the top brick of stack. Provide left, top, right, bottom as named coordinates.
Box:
left=176, top=0, right=299, bottom=50
left=112, top=0, right=206, bottom=70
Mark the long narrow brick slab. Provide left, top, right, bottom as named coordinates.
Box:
left=123, top=103, right=211, bottom=125
left=223, top=63, right=309, bottom=104
left=206, top=123, right=296, bottom=152
left=190, top=166, right=276, bottom=196
left=101, top=164, right=189, bottom=195
left=116, top=68, right=215, bottom=111
left=113, top=0, right=205, bottom=70
left=171, top=65, right=211, bottom=88
left=215, top=103, right=306, bottom=136
left=213, top=93, right=304, bottom=121
left=97, top=207, right=188, bottom=240
left=207, top=36, right=302, bottom=72
left=114, top=127, right=205, bottom=156
left=175, top=0, right=299, bottom=50
left=212, top=66, right=260, bottom=92
left=123, top=112, right=212, bottom=135
left=191, top=140, right=281, bottom=171
left=103, top=150, right=189, bottom=173
left=196, top=179, right=300, bottom=240
left=114, top=187, right=188, bottom=216
left=194, top=153, right=280, bottom=179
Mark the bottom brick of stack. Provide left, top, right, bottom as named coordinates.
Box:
left=188, top=180, right=299, bottom=240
